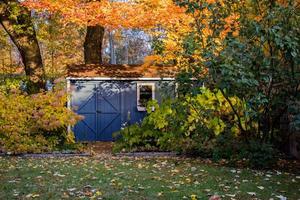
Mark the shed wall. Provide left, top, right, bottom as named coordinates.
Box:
left=70, top=79, right=174, bottom=141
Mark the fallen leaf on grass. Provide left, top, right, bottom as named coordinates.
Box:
left=209, top=195, right=221, bottom=200
left=247, top=192, right=256, bottom=196
left=53, top=172, right=65, bottom=177
left=225, top=194, right=236, bottom=197
left=61, top=192, right=69, bottom=199
left=203, top=189, right=211, bottom=193
left=276, top=195, right=287, bottom=200
left=157, top=192, right=163, bottom=196
left=276, top=171, right=282, bottom=175
left=25, top=193, right=40, bottom=198
left=67, top=188, right=76, bottom=192
left=257, top=186, right=264, bottom=190
left=138, top=163, right=143, bottom=169
left=90, top=190, right=102, bottom=199
left=190, top=194, right=197, bottom=200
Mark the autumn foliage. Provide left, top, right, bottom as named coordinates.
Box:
left=0, top=82, right=82, bottom=154
left=23, top=0, right=188, bottom=29
left=1, top=0, right=298, bottom=161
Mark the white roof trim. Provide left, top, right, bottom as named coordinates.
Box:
left=66, top=77, right=175, bottom=81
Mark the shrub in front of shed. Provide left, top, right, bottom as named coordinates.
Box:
left=114, top=87, right=278, bottom=168
left=113, top=120, right=164, bottom=153
left=0, top=82, right=83, bottom=154
left=113, top=88, right=251, bottom=155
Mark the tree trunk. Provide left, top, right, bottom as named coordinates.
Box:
left=0, top=0, right=45, bottom=93
left=84, top=25, right=105, bottom=64
left=109, top=30, right=116, bottom=64
left=124, top=35, right=129, bottom=64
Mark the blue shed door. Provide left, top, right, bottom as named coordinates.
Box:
left=71, top=81, right=122, bottom=141
left=97, top=82, right=121, bottom=141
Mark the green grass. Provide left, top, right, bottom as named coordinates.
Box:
left=0, top=156, right=299, bottom=200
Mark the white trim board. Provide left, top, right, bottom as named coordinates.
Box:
left=66, top=79, right=72, bottom=134
left=66, top=77, right=176, bottom=81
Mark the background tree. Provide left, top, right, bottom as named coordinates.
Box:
left=23, top=0, right=189, bottom=65
left=34, top=14, right=84, bottom=78
left=0, top=0, right=45, bottom=93
left=84, top=25, right=105, bottom=64
left=171, top=0, right=300, bottom=150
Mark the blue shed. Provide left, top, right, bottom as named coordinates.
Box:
left=67, top=64, right=176, bottom=142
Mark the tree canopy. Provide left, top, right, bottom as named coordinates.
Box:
left=23, top=0, right=189, bottom=29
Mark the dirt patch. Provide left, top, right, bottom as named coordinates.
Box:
left=85, top=142, right=113, bottom=154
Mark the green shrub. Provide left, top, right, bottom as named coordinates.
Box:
left=212, top=135, right=277, bottom=168
left=212, top=132, right=240, bottom=161
left=0, top=82, right=83, bottom=154
left=113, top=87, right=278, bottom=168
left=0, top=77, right=23, bottom=94
left=239, top=140, right=278, bottom=169
left=213, top=137, right=277, bottom=168
left=114, top=88, right=251, bottom=155
left=113, top=123, right=163, bottom=153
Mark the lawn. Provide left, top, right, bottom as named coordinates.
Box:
left=0, top=156, right=299, bottom=200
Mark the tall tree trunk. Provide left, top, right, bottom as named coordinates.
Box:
left=124, top=33, right=129, bottom=64
left=84, top=25, right=105, bottom=64
left=109, top=30, right=116, bottom=64
left=0, top=0, right=45, bottom=93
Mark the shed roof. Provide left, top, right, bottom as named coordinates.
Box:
left=67, top=64, right=177, bottom=78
